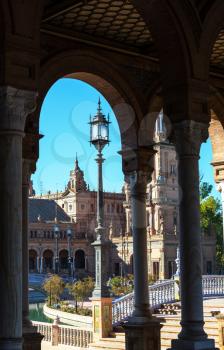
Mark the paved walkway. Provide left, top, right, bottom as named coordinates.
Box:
left=42, top=341, right=88, bottom=350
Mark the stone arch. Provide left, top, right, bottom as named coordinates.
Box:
left=131, top=0, right=202, bottom=82
left=38, top=49, right=143, bottom=149
left=200, top=0, right=224, bottom=72
left=208, top=90, right=224, bottom=184
left=59, top=249, right=68, bottom=270
left=75, top=249, right=85, bottom=269
left=29, top=249, right=37, bottom=272
left=43, top=249, right=54, bottom=272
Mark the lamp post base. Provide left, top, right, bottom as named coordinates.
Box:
left=91, top=297, right=113, bottom=341
left=168, top=338, right=217, bottom=350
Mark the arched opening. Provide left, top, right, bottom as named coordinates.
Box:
left=59, top=249, right=68, bottom=271
left=29, top=250, right=37, bottom=272
left=43, top=250, right=53, bottom=273
left=75, top=250, right=85, bottom=269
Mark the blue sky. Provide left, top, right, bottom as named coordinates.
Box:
left=32, top=78, right=220, bottom=199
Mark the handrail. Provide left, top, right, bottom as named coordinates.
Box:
left=32, top=321, right=93, bottom=347
left=112, top=275, right=224, bottom=325
left=112, top=279, right=176, bottom=324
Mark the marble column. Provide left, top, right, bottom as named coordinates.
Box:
left=40, top=256, right=43, bottom=274
left=170, top=121, right=216, bottom=350
left=0, top=87, right=36, bottom=350
left=36, top=257, right=40, bottom=273
left=120, top=147, right=161, bottom=350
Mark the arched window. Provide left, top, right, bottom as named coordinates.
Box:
left=43, top=250, right=53, bottom=271
left=75, top=250, right=85, bottom=269
left=59, top=250, right=68, bottom=269
left=29, top=250, right=37, bottom=272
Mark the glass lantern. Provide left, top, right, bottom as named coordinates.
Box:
left=66, top=227, right=72, bottom=239
left=89, top=99, right=110, bottom=150
left=54, top=225, right=60, bottom=239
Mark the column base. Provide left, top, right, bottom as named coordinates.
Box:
left=124, top=318, right=161, bottom=350
left=23, top=332, right=44, bottom=350
left=0, top=338, right=22, bottom=350
left=168, top=338, right=217, bottom=350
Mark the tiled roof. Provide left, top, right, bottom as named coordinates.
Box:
left=29, top=198, right=71, bottom=223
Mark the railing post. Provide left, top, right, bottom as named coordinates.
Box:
left=51, top=317, right=60, bottom=346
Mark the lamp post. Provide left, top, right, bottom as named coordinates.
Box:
left=89, top=99, right=113, bottom=339
left=67, top=227, right=73, bottom=277
left=54, top=224, right=60, bottom=274
left=89, top=98, right=110, bottom=297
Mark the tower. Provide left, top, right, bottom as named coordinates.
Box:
left=68, top=155, right=87, bottom=193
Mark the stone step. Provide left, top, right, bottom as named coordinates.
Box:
left=89, top=338, right=125, bottom=350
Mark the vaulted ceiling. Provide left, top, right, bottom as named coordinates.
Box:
left=42, top=0, right=224, bottom=73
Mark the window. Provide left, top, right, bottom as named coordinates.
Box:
left=168, top=261, right=175, bottom=278
left=114, top=262, right=120, bottom=276
left=170, top=164, right=176, bottom=175
left=62, top=204, right=64, bottom=208
left=152, top=262, right=160, bottom=281
left=81, top=204, right=85, bottom=210
left=69, top=204, right=72, bottom=211
left=117, top=204, right=120, bottom=213
left=91, top=204, right=94, bottom=212
left=107, top=204, right=110, bottom=213
left=206, top=261, right=212, bottom=275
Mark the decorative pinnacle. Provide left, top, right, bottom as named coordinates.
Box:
left=75, top=153, right=78, bottom=169
left=97, top=97, right=102, bottom=114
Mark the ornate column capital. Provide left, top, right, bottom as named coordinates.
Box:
left=119, top=146, right=156, bottom=177
left=171, top=120, right=209, bottom=158
left=0, top=86, right=37, bottom=133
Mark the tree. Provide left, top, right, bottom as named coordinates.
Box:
left=200, top=182, right=223, bottom=271
left=66, top=277, right=94, bottom=311
left=108, top=275, right=134, bottom=297
left=43, top=274, right=65, bottom=306
left=200, top=181, right=213, bottom=201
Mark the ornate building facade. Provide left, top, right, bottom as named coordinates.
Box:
left=29, top=114, right=216, bottom=279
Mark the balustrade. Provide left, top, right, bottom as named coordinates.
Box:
left=112, top=276, right=224, bottom=324
left=202, top=275, right=224, bottom=296
left=32, top=276, right=224, bottom=342
left=31, top=321, right=93, bottom=348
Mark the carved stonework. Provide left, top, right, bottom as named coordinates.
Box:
left=119, top=146, right=156, bottom=177
left=0, top=86, right=37, bottom=132
left=172, top=120, right=209, bottom=157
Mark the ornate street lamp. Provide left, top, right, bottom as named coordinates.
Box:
left=54, top=224, right=60, bottom=274
left=66, top=227, right=73, bottom=277
left=89, top=98, right=110, bottom=298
